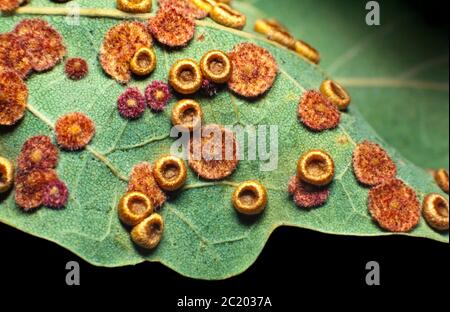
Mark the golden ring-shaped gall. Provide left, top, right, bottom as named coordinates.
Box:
left=210, top=3, right=247, bottom=30
left=118, top=191, right=153, bottom=226
left=171, top=99, right=203, bottom=131
left=422, top=193, right=449, bottom=231
left=153, top=155, right=188, bottom=191
left=294, top=40, right=321, bottom=64
left=169, top=59, right=203, bottom=95
left=320, top=80, right=351, bottom=111
left=232, top=181, right=268, bottom=215
left=0, top=156, right=14, bottom=193
left=200, top=50, right=232, bottom=84
left=254, top=19, right=289, bottom=35
left=254, top=19, right=295, bottom=49
left=434, top=169, right=449, bottom=194
left=130, top=47, right=157, bottom=76
left=190, top=0, right=217, bottom=13
left=297, top=150, right=335, bottom=186
left=131, top=213, right=164, bottom=249
left=116, top=0, right=152, bottom=13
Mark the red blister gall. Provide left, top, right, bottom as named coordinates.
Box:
left=288, top=175, right=330, bottom=208
left=145, top=81, right=172, bottom=112
left=43, top=179, right=69, bottom=209
left=18, top=135, right=59, bottom=171
left=65, top=57, right=89, bottom=80
left=117, top=87, right=146, bottom=119
left=298, top=90, right=340, bottom=131
left=14, top=168, right=58, bottom=211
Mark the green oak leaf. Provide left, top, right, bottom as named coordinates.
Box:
left=0, top=0, right=448, bottom=280
left=238, top=0, right=449, bottom=169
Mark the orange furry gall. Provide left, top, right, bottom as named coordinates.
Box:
left=188, top=124, right=239, bottom=180
left=100, top=22, right=152, bottom=84
left=368, top=179, right=420, bottom=233
left=55, top=112, right=95, bottom=150
left=14, top=19, right=66, bottom=72
left=228, top=43, right=278, bottom=98
left=352, top=141, right=397, bottom=187
left=128, top=162, right=167, bottom=208
left=298, top=90, right=340, bottom=131
left=158, top=0, right=208, bottom=19
left=65, top=57, right=89, bottom=80
left=0, top=32, right=32, bottom=79
left=14, top=168, right=58, bottom=211
left=0, top=70, right=28, bottom=126
left=149, top=7, right=196, bottom=48
left=18, top=135, right=59, bottom=171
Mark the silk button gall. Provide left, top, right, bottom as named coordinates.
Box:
left=297, top=150, right=335, bottom=187
left=153, top=155, right=188, bottom=192
left=0, top=156, right=14, bottom=194
left=320, top=80, right=351, bottom=111
left=200, top=50, right=232, bottom=84
left=422, top=193, right=449, bottom=231
left=169, top=59, right=203, bottom=95
left=131, top=213, right=164, bottom=249
left=118, top=191, right=154, bottom=226
left=171, top=99, right=203, bottom=131
left=232, top=180, right=268, bottom=215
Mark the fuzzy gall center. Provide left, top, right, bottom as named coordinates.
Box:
left=390, top=200, right=400, bottom=210
left=370, top=158, right=381, bottom=167
left=127, top=98, right=138, bottom=107
left=49, top=186, right=60, bottom=197
left=316, top=103, right=328, bottom=113
left=30, top=149, right=43, bottom=163
left=72, top=61, right=82, bottom=71
left=68, top=124, right=82, bottom=136
left=153, top=89, right=165, bottom=102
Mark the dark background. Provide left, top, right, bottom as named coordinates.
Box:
left=1, top=0, right=448, bottom=309
left=0, top=221, right=448, bottom=309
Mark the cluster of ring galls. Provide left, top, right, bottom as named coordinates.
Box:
left=0, top=0, right=448, bottom=252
